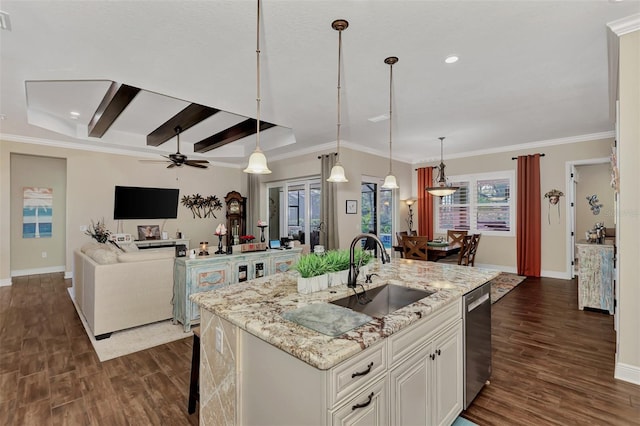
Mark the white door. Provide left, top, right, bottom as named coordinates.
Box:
left=433, top=322, right=463, bottom=426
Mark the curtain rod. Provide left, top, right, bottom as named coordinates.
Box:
left=414, top=152, right=547, bottom=169
left=512, top=153, right=545, bottom=160
left=318, top=153, right=338, bottom=159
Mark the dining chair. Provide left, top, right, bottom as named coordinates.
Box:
left=402, top=236, right=429, bottom=261
left=447, top=230, right=468, bottom=246
left=466, top=233, right=481, bottom=266
left=441, top=235, right=473, bottom=265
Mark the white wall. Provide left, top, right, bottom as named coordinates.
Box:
left=616, top=29, right=640, bottom=384
left=0, top=140, right=244, bottom=283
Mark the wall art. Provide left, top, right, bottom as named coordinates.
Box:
left=23, top=187, right=52, bottom=238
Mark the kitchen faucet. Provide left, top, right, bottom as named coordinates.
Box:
left=347, top=233, right=390, bottom=289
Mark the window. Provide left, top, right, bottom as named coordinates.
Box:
left=267, top=178, right=321, bottom=250
left=435, top=171, right=515, bottom=236
left=361, top=177, right=394, bottom=250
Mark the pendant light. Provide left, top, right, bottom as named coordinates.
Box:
left=381, top=56, right=399, bottom=189
left=327, top=19, right=349, bottom=183
left=243, top=0, right=272, bottom=174
left=425, top=137, right=459, bottom=197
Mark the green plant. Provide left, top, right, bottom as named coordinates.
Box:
left=293, top=253, right=328, bottom=278
left=323, top=249, right=351, bottom=272
left=354, top=248, right=373, bottom=266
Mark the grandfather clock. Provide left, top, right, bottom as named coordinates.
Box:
left=225, top=191, right=246, bottom=245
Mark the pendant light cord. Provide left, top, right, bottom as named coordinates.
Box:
left=388, top=61, right=393, bottom=174
left=336, top=27, right=343, bottom=162
left=256, top=0, right=261, bottom=150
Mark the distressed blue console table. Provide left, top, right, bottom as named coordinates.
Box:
left=173, top=248, right=301, bottom=331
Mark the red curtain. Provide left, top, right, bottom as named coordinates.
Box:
left=417, top=167, right=434, bottom=239
left=516, top=154, right=541, bottom=277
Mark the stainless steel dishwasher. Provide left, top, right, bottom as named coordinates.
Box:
left=463, top=280, right=492, bottom=409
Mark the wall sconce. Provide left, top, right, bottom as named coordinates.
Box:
left=199, top=241, right=209, bottom=256
left=405, top=199, right=415, bottom=232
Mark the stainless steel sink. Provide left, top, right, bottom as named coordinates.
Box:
left=329, top=284, right=435, bottom=318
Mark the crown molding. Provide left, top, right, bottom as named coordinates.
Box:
left=411, top=131, right=616, bottom=165
left=607, top=13, right=640, bottom=36
left=0, top=133, right=244, bottom=169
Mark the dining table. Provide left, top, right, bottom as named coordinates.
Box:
left=393, top=240, right=461, bottom=261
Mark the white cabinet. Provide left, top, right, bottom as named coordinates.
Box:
left=331, top=377, right=388, bottom=426
left=389, top=305, right=463, bottom=426
left=234, top=300, right=463, bottom=426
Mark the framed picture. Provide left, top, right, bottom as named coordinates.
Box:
left=346, top=200, right=357, bottom=214
left=137, top=225, right=160, bottom=240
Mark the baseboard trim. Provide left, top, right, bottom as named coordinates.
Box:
left=0, top=278, right=12, bottom=287
left=11, top=265, right=66, bottom=277
left=475, top=264, right=571, bottom=280
left=615, top=362, right=640, bottom=385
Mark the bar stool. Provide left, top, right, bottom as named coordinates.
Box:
left=188, top=326, right=200, bottom=414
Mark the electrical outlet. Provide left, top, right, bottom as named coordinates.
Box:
left=215, top=326, right=223, bottom=354
left=41, top=251, right=47, bottom=258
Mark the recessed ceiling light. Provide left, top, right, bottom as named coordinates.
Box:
left=0, top=114, right=6, bottom=120
left=445, top=55, right=459, bottom=64
left=70, top=111, right=80, bottom=116
left=368, top=114, right=389, bottom=123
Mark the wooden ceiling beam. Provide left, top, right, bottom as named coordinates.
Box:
left=146, top=103, right=220, bottom=147
left=194, top=119, right=276, bottom=153
left=88, top=83, right=141, bottom=138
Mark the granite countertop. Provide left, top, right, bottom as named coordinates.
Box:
left=191, top=259, right=500, bottom=370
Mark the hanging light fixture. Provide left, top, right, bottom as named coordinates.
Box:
left=425, top=137, right=459, bottom=197
left=244, top=0, right=272, bottom=174
left=327, top=19, right=349, bottom=183
left=381, top=56, right=399, bottom=189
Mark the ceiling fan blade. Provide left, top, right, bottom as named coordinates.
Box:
left=167, top=163, right=177, bottom=169
left=185, top=161, right=209, bottom=169
left=187, top=159, right=209, bottom=164
left=139, top=159, right=170, bottom=163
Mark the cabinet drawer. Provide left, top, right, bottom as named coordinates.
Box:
left=329, top=341, right=386, bottom=407
left=330, top=377, right=388, bottom=426
left=388, top=300, right=461, bottom=366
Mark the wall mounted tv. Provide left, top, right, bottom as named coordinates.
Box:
left=113, top=186, right=180, bottom=220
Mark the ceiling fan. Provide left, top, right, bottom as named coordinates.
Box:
left=142, top=126, right=209, bottom=169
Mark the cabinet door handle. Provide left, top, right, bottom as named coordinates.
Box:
left=430, top=353, right=435, bottom=360
left=352, top=392, right=375, bottom=410
left=436, top=349, right=441, bottom=356
left=351, top=362, right=374, bottom=378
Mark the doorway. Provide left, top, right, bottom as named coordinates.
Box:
left=567, top=158, right=615, bottom=278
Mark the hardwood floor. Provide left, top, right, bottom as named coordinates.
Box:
left=0, top=273, right=198, bottom=425
left=1, top=273, right=639, bottom=425
left=463, top=276, right=640, bottom=425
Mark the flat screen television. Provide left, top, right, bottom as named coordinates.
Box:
left=113, top=186, right=179, bottom=220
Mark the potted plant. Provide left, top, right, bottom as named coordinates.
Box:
left=293, top=253, right=329, bottom=294
left=86, top=219, right=111, bottom=243
left=324, top=249, right=351, bottom=287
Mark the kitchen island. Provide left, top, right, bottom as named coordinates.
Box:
left=191, top=258, right=500, bottom=425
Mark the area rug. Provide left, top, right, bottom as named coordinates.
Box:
left=491, top=272, right=526, bottom=304
left=453, top=417, right=478, bottom=426
left=68, top=288, right=192, bottom=362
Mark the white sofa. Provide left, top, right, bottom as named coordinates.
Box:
left=72, top=243, right=175, bottom=339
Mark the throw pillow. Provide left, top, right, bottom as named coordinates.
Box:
left=88, top=248, right=119, bottom=265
